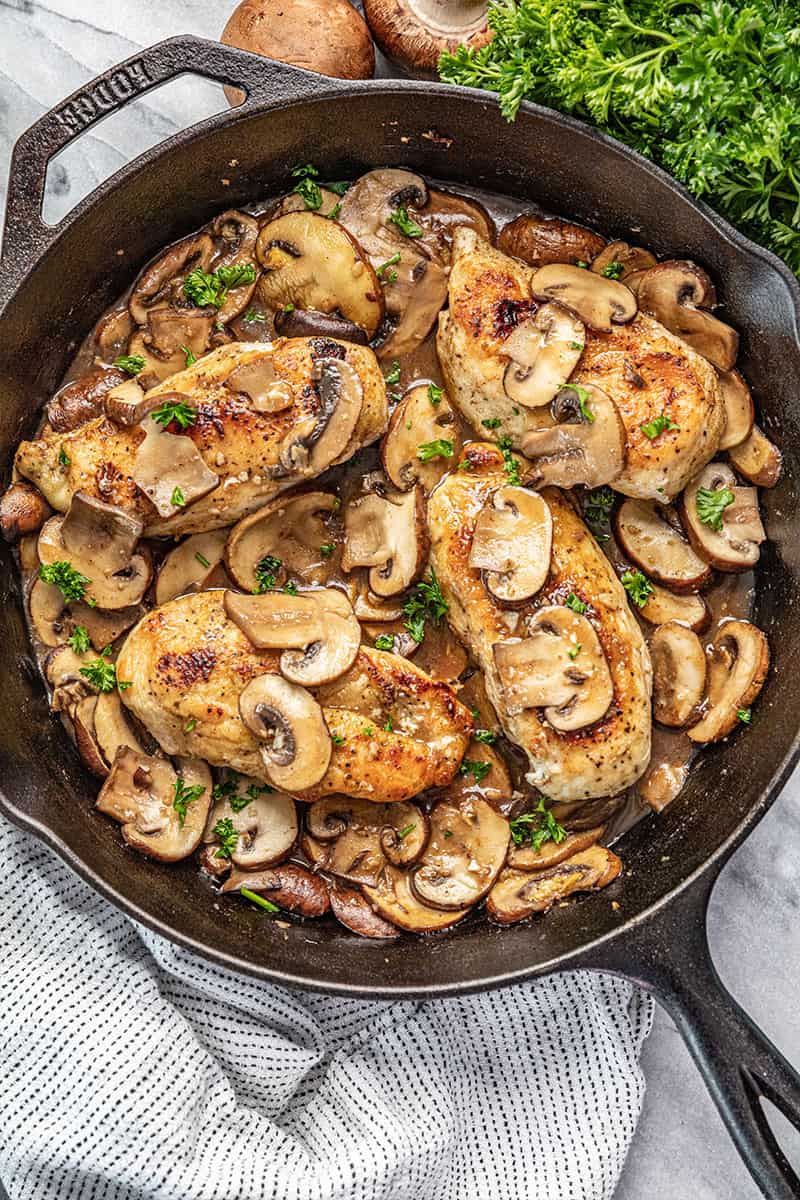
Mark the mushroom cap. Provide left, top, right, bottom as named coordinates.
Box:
left=688, top=619, right=769, bottom=744
left=155, top=528, right=229, bottom=606
left=328, top=881, right=400, bottom=939
left=680, top=462, right=765, bottom=571
left=716, top=369, right=755, bottom=452
left=635, top=581, right=711, bottom=634
left=276, top=358, right=365, bottom=479
left=342, top=487, right=428, bottom=597
left=591, top=241, right=657, bottom=283
left=637, top=260, right=738, bottom=372
left=520, top=384, right=626, bottom=490
left=304, top=796, right=428, bottom=885
left=225, top=491, right=339, bottom=592
left=468, top=485, right=553, bottom=603
left=204, top=781, right=298, bottom=869
left=614, top=497, right=712, bottom=592
left=502, top=303, right=586, bottom=410
left=128, top=232, right=214, bottom=326
left=222, top=0, right=375, bottom=82
left=0, top=481, right=51, bottom=542
left=222, top=862, right=331, bottom=917
left=508, top=823, right=606, bottom=871
left=530, top=263, right=637, bottom=332
left=727, top=424, right=783, bottom=489
left=238, top=673, right=332, bottom=790
left=364, top=0, right=492, bottom=76
left=362, top=863, right=470, bottom=932
left=29, top=576, right=72, bottom=648
left=381, top=382, right=462, bottom=493
left=498, top=214, right=606, bottom=268
left=411, top=793, right=509, bottom=910
left=493, top=604, right=614, bottom=732
left=487, top=845, right=621, bottom=924
left=651, top=620, right=707, bottom=728
left=97, top=748, right=212, bottom=862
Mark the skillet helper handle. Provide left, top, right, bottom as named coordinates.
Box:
left=584, top=874, right=800, bottom=1200
left=0, top=35, right=327, bottom=297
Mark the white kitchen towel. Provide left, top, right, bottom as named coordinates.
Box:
left=0, top=816, right=653, bottom=1200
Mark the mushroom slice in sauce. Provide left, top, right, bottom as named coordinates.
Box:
left=529, top=264, right=637, bottom=332
left=155, top=529, right=229, bottom=606
left=468, top=485, right=552, bottom=603
left=72, top=695, right=106, bottom=777
left=493, top=605, right=613, bottom=731
left=447, top=741, right=514, bottom=808
left=341, top=487, right=428, bottom=597
left=727, top=425, right=783, bottom=489
left=29, top=578, right=71, bottom=647
left=303, top=797, right=427, bottom=885
left=508, top=824, right=606, bottom=871
left=69, top=600, right=144, bottom=651
left=637, top=261, right=738, bottom=372
left=225, top=588, right=360, bottom=686
left=238, top=674, right=332, bottom=790
left=128, top=232, right=214, bottom=326
left=637, top=583, right=711, bottom=634
left=273, top=307, right=369, bottom=345
left=680, top=462, right=765, bottom=571
left=498, top=214, right=606, bottom=268
left=222, top=863, right=330, bottom=917
left=271, top=188, right=344, bottom=220
left=276, top=358, right=363, bottom=478
left=590, top=241, right=657, bottom=286
left=381, top=383, right=461, bottom=493
left=614, top=498, right=712, bottom=592
left=38, top=493, right=151, bottom=610
left=96, top=748, right=212, bottom=862
left=104, top=378, right=161, bottom=426
left=132, top=413, right=219, bottom=520
left=225, top=491, right=338, bottom=592
left=93, top=690, right=144, bottom=766
left=521, top=384, right=626, bottom=489
left=47, top=366, right=128, bottom=432
left=255, top=211, right=384, bottom=337
left=328, top=881, right=400, bottom=939
left=225, top=353, right=295, bottom=413
left=362, top=863, right=470, bottom=933
left=210, top=209, right=261, bottom=323
left=0, top=481, right=51, bottom=541
left=487, top=846, right=621, bottom=924
left=718, top=369, right=755, bottom=451
left=204, top=783, right=298, bottom=869
left=502, top=304, right=586, bottom=409
left=651, top=621, right=707, bottom=728
left=411, top=794, right=509, bottom=911
left=688, top=620, right=769, bottom=744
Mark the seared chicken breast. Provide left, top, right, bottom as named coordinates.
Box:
left=428, top=446, right=652, bottom=801
left=15, top=339, right=387, bottom=536
left=117, top=590, right=472, bottom=804
left=437, top=228, right=724, bottom=499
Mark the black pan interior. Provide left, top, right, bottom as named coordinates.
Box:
left=1, top=84, right=799, bottom=994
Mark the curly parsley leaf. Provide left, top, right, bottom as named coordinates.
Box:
left=254, top=555, right=282, bottom=594
left=696, top=485, right=735, bottom=532
left=509, top=795, right=567, bottom=850
left=113, top=354, right=145, bottom=376
left=403, top=567, right=449, bottom=643
left=621, top=568, right=654, bottom=608
left=460, top=759, right=492, bottom=783
left=388, top=206, right=424, bottom=238
left=67, top=625, right=91, bottom=655
left=641, top=412, right=680, bottom=439
left=417, top=438, right=454, bottom=462
left=39, top=560, right=90, bottom=602
left=150, top=397, right=197, bottom=431
left=213, top=817, right=239, bottom=859
left=173, top=777, right=206, bottom=826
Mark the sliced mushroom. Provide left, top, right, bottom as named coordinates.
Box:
left=226, top=492, right=338, bottom=592
left=29, top=577, right=71, bottom=647
left=381, top=383, right=461, bottom=492
left=447, top=742, right=513, bottom=807
left=132, top=413, right=219, bottom=519
left=688, top=619, right=769, bottom=744
left=93, top=690, right=144, bottom=764
left=70, top=694, right=106, bottom=777
left=637, top=261, right=738, bottom=371
left=225, top=588, right=360, bottom=686
left=650, top=621, right=707, bottom=728
left=96, top=748, right=212, bottom=862
left=411, top=794, right=508, bottom=910
left=129, top=232, right=214, bottom=326
left=45, top=643, right=94, bottom=699
left=46, top=366, right=127, bottom=433
left=204, top=783, right=298, bottom=869
left=271, top=188, right=344, bottom=220
left=328, top=881, right=400, bottom=939
left=494, top=605, right=613, bottom=731
left=144, top=308, right=215, bottom=361
left=591, top=241, right=657, bottom=283
left=256, top=211, right=383, bottom=337
left=303, top=797, right=427, bottom=885
left=530, top=264, right=637, bottom=331
left=103, top=377, right=161, bottom=427
left=502, top=304, right=585, bottom=408
left=614, top=498, right=712, bottom=592
left=68, top=600, right=143, bottom=650
left=550, top=795, right=623, bottom=832
left=487, top=846, right=621, bottom=924
left=126, top=327, right=207, bottom=389
left=225, top=354, right=295, bottom=413
left=718, top=369, right=755, bottom=451
left=0, top=481, right=51, bottom=542
left=238, top=673, right=332, bottom=790
left=680, top=462, right=765, bottom=571
left=273, top=306, right=369, bottom=345
left=409, top=619, right=469, bottom=684
left=728, top=425, right=783, bottom=488
left=351, top=581, right=404, bottom=623
left=222, top=863, right=331, bottom=918
left=521, top=384, right=626, bottom=489
left=94, top=306, right=134, bottom=361
left=508, top=824, right=605, bottom=871
left=38, top=493, right=151, bottom=610
left=637, top=583, right=711, bottom=634
left=155, top=529, right=229, bottom=606
left=469, top=486, right=552, bottom=603
left=210, top=210, right=261, bottom=323
left=362, top=863, right=470, bottom=932
left=341, top=487, right=428, bottom=596
left=423, top=189, right=496, bottom=246
left=276, top=358, right=363, bottom=478
left=498, top=215, right=606, bottom=267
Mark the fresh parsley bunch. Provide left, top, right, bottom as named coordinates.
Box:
left=439, top=0, right=800, bottom=274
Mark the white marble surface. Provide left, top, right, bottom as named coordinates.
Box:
left=1, top=3, right=799, bottom=1197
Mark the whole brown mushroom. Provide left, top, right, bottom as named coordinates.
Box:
left=222, top=0, right=375, bottom=103
left=364, top=0, right=492, bottom=77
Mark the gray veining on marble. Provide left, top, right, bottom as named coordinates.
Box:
left=1, top=3, right=799, bottom=1197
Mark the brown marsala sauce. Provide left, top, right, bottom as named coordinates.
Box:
left=20, top=178, right=753, bottom=850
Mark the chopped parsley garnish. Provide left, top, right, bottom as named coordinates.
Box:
left=482, top=417, right=502, bottom=429
left=254, top=554, right=282, bottom=593
left=568, top=340, right=584, bottom=351
left=396, top=823, right=416, bottom=840
left=184, top=263, right=256, bottom=309
left=376, top=252, right=401, bottom=282
left=562, top=383, right=594, bottom=423
left=583, top=486, right=615, bottom=541
left=737, top=708, right=752, bottom=724
left=601, top=261, right=625, bottom=279
left=329, top=202, right=342, bottom=220
left=171, top=486, right=186, bottom=508
left=244, top=310, right=266, bottom=323
left=213, top=816, right=239, bottom=859
left=247, top=781, right=272, bottom=801
left=292, top=162, right=323, bottom=210
left=283, top=303, right=296, bottom=313
left=331, top=733, right=345, bottom=746
left=696, top=486, right=735, bottom=532
left=402, top=567, right=449, bottom=643
left=172, top=777, right=206, bottom=826
left=565, top=591, right=587, bottom=614
left=474, top=729, right=496, bottom=744
left=383, top=716, right=394, bottom=732
left=568, top=643, right=582, bottom=659
left=388, top=206, right=424, bottom=238
left=195, top=552, right=210, bottom=569
left=509, top=796, right=567, bottom=850
left=181, top=345, right=197, bottom=368
left=79, top=647, right=130, bottom=693
left=58, top=447, right=71, bottom=468
left=113, top=354, right=145, bottom=376
left=283, top=581, right=298, bottom=596
left=428, top=383, right=444, bottom=406
left=374, top=633, right=395, bottom=651
left=184, top=718, right=197, bottom=733
left=327, top=180, right=351, bottom=196
left=385, top=360, right=401, bottom=385
left=575, top=259, right=589, bottom=269
left=67, top=625, right=91, bottom=655
left=498, top=435, right=521, bottom=485
left=363, top=725, right=374, bottom=737
left=417, top=438, right=453, bottom=462
left=621, top=569, right=654, bottom=608
left=460, top=760, right=492, bottom=783
left=150, top=397, right=197, bottom=430
left=443, top=829, right=453, bottom=839
left=39, top=560, right=90, bottom=602
left=212, top=776, right=239, bottom=805
left=239, top=887, right=280, bottom=914
left=320, top=542, right=336, bottom=559
left=641, top=412, right=680, bottom=439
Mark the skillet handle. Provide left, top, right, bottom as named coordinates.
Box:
left=0, top=35, right=329, bottom=299
left=581, top=872, right=800, bottom=1200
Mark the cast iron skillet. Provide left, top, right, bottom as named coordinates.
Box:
left=1, top=35, right=800, bottom=1198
